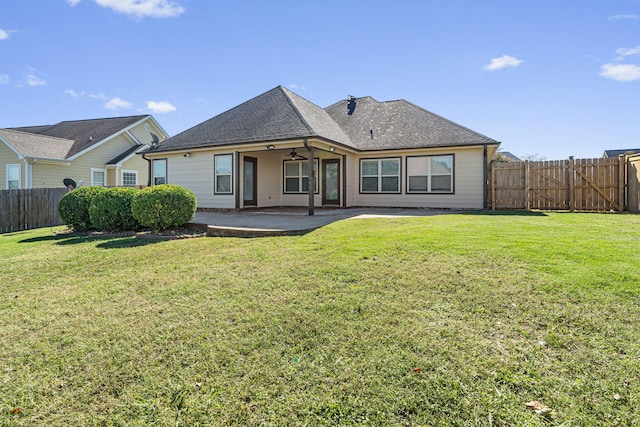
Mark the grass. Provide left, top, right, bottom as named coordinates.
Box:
left=1, top=211, right=639, bottom=426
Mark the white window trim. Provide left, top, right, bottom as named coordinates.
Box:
left=121, top=169, right=138, bottom=187
left=360, top=158, right=401, bottom=193
left=91, top=168, right=106, bottom=186
left=6, top=164, right=21, bottom=190
left=283, top=159, right=319, bottom=194
left=214, top=154, right=234, bottom=195
left=406, top=155, right=454, bottom=194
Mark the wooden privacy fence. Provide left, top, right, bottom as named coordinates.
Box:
left=0, top=188, right=67, bottom=233
left=491, top=156, right=638, bottom=212
left=629, top=154, right=640, bottom=214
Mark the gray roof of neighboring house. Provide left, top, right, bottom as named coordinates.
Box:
left=150, top=86, right=499, bottom=154
left=9, top=115, right=149, bottom=158
left=106, top=144, right=147, bottom=165
left=151, top=86, right=353, bottom=152
left=0, top=128, right=75, bottom=160
left=496, top=151, right=521, bottom=161
left=604, top=148, right=640, bottom=158
left=325, top=96, right=499, bottom=150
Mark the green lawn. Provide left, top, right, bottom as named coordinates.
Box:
left=1, top=211, right=639, bottom=426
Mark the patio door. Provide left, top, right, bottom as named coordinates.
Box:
left=322, top=159, right=340, bottom=206
left=243, top=157, right=257, bottom=206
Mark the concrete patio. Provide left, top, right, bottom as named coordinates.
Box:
left=188, top=207, right=458, bottom=237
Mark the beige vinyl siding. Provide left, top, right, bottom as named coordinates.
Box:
left=128, top=120, right=165, bottom=145
left=245, top=151, right=281, bottom=208
left=31, top=135, right=138, bottom=188
left=0, top=142, right=23, bottom=189
left=348, top=146, right=486, bottom=209
left=120, top=154, right=149, bottom=186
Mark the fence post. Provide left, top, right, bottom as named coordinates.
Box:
left=524, top=161, right=530, bottom=210
left=568, top=156, right=575, bottom=212
left=491, top=164, right=496, bottom=210
left=619, top=155, right=626, bottom=212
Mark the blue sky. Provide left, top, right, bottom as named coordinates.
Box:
left=1, top=0, right=639, bottom=159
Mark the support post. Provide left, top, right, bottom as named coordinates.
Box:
left=304, top=139, right=315, bottom=216
left=524, top=160, right=530, bottom=210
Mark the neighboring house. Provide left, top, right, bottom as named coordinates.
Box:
left=0, top=115, right=168, bottom=190
left=603, top=148, right=640, bottom=158
left=144, top=86, right=500, bottom=211
left=493, top=151, right=521, bottom=162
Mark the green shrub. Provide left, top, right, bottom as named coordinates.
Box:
left=89, top=187, right=140, bottom=231
left=131, top=185, right=197, bottom=230
left=58, top=186, right=108, bottom=231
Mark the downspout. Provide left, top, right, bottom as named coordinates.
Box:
left=141, top=152, right=152, bottom=187
left=303, top=138, right=315, bottom=216
left=483, top=144, right=488, bottom=210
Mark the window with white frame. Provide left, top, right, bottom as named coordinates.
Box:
left=152, top=159, right=167, bottom=185
left=91, top=168, right=106, bottom=186
left=283, top=159, right=319, bottom=193
left=406, top=155, right=454, bottom=193
left=214, top=154, right=233, bottom=194
left=360, top=158, right=401, bottom=193
left=121, top=170, right=138, bottom=187
left=6, top=164, right=20, bottom=189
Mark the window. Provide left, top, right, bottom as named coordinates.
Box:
left=152, top=159, right=167, bottom=185
left=91, top=168, right=106, bottom=186
left=121, top=170, right=138, bottom=187
left=6, top=164, right=20, bottom=189
left=360, top=158, right=401, bottom=193
left=407, top=155, right=454, bottom=193
left=283, top=159, right=319, bottom=193
left=214, top=154, right=233, bottom=194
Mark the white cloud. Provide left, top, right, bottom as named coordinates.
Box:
left=288, top=84, right=307, bottom=91
left=94, top=0, right=185, bottom=19
left=0, top=74, right=9, bottom=84
left=145, top=100, right=176, bottom=113
left=26, top=72, right=47, bottom=87
left=0, top=28, right=14, bottom=40
left=599, top=63, right=640, bottom=82
left=608, top=14, right=639, bottom=21
left=484, top=55, right=524, bottom=71
left=66, top=0, right=82, bottom=5
left=615, top=45, right=640, bottom=60
left=105, top=97, right=133, bottom=110
left=64, top=89, right=86, bottom=97
left=89, top=93, right=108, bottom=100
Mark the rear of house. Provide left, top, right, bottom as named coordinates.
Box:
left=144, top=86, right=500, bottom=211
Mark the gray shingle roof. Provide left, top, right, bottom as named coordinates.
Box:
left=151, top=86, right=353, bottom=152
left=0, top=128, right=75, bottom=159
left=604, top=148, right=640, bottom=158
left=10, top=115, right=149, bottom=158
left=150, top=87, right=499, bottom=154
left=106, top=144, right=147, bottom=165
left=325, top=96, right=499, bottom=150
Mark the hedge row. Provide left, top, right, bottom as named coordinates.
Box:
left=58, top=185, right=197, bottom=232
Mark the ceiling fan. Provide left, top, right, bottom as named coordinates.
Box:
left=288, top=149, right=307, bottom=161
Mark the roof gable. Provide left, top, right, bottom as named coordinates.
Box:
left=6, top=115, right=153, bottom=160
left=152, top=86, right=354, bottom=152
left=0, top=128, right=75, bottom=160
left=325, top=96, right=499, bottom=150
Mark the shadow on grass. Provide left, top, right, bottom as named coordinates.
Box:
left=19, top=234, right=163, bottom=249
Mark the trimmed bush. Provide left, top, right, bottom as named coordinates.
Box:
left=89, top=187, right=140, bottom=231
left=131, top=185, right=197, bottom=230
left=58, top=186, right=108, bottom=231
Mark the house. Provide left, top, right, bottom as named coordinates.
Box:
left=144, top=86, right=500, bottom=212
left=0, top=115, right=168, bottom=190
left=603, top=148, right=640, bottom=158
left=493, top=151, right=521, bottom=162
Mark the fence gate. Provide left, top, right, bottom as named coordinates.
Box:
left=629, top=155, right=640, bottom=214
left=491, top=157, right=626, bottom=212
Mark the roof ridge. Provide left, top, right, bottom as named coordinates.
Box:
left=56, top=114, right=149, bottom=124
left=0, top=127, right=75, bottom=142
left=278, top=86, right=317, bottom=136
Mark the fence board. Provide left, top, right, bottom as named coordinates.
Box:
left=491, top=157, right=630, bottom=212
left=629, top=155, right=640, bottom=214
left=0, top=188, right=67, bottom=233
